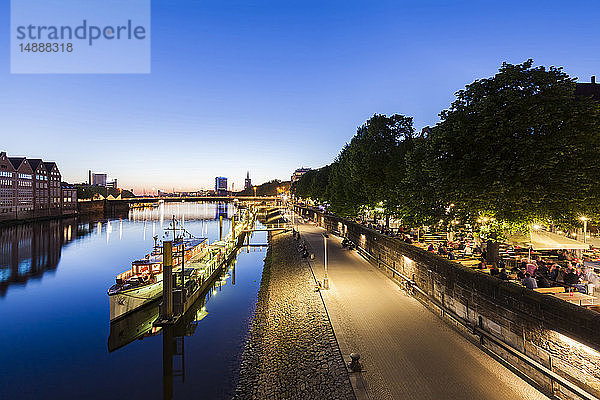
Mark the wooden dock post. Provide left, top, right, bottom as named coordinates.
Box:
left=219, top=215, right=223, bottom=241
left=162, top=241, right=173, bottom=319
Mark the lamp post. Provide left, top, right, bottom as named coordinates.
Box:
left=253, top=186, right=257, bottom=198
left=323, top=233, right=329, bottom=289
left=580, top=217, right=589, bottom=244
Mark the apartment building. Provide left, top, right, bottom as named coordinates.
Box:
left=0, top=152, right=77, bottom=222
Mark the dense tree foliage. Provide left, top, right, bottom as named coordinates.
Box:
left=427, top=60, right=600, bottom=226
left=294, top=60, right=600, bottom=230
left=75, top=184, right=135, bottom=199
left=237, top=179, right=290, bottom=196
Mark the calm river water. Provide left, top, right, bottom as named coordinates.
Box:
left=0, top=202, right=266, bottom=400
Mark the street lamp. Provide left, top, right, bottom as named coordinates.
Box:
left=323, top=233, right=329, bottom=289
left=580, top=216, right=589, bottom=243
left=253, top=186, right=257, bottom=197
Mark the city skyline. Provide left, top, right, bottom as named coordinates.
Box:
left=2, top=0, right=599, bottom=192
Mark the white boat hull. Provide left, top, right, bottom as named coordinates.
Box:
left=109, top=276, right=163, bottom=321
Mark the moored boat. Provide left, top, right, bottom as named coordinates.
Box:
left=108, top=236, right=208, bottom=321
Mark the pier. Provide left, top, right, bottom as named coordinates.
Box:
left=154, top=207, right=258, bottom=326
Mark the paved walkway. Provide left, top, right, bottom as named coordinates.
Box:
left=299, top=221, right=548, bottom=400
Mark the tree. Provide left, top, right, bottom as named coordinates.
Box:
left=427, top=60, right=600, bottom=226
left=294, top=166, right=331, bottom=202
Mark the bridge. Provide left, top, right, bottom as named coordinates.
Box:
left=78, top=196, right=283, bottom=217
left=107, top=196, right=279, bottom=204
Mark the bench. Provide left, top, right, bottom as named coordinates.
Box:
left=534, top=287, right=565, bottom=294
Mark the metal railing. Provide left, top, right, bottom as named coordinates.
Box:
left=338, top=231, right=598, bottom=400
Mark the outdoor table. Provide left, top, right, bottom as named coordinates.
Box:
left=551, top=292, right=596, bottom=306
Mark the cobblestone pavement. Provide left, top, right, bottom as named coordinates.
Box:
left=233, top=230, right=356, bottom=400
left=300, top=222, right=548, bottom=400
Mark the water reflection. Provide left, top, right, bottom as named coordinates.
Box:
left=1, top=202, right=265, bottom=400
left=0, top=203, right=237, bottom=298
left=108, top=259, right=238, bottom=400
left=0, top=218, right=78, bottom=296
left=128, top=201, right=235, bottom=222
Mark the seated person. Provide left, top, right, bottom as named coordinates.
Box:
left=549, top=264, right=559, bottom=281
left=565, top=268, right=586, bottom=292
left=522, top=272, right=538, bottom=289
left=564, top=268, right=579, bottom=285
left=535, top=273, right=551, bottom=288
left=498, top=268, right=509, bottom=280
left=526, top=262, right=537, bottom=276
left=536, top=262, right=549, bottom=277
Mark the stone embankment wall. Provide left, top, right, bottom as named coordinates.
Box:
left=77, top=200, right=129, bottom=218
left=233, top=230, right=356, bottom=400
left=297, top=206, right=600, bottom=400
left=0, top=207, right=74, bottom=223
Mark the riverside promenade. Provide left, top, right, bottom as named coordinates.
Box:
left=299, top=221, right=547, bottom=400
left=233, top=230, right=356, bottom=400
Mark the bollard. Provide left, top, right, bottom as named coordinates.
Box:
left=161, top=241, right=173, bottom=320
left=348, top=353, right=362, bottom=372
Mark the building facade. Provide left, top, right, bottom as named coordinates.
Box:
left=9, top=157, right=34, bottom=219
left=44, top=162, right=62, bottom=216
left=215, top=177, right=228, bottom=196
left=244, top=171, right=252, bottom=190
left=291, top=167, right=312, bottom=184
left=61, top=183, right=77, bottom=215
left=29, top=159, right=50, bottom=217
left=0, top=152, right=77, bottom=222
left=90, top=172, right=107, bottom=187
left=0, top=153, right=15, bottom=217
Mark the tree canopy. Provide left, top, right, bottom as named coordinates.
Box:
left=294, top=60, right=600, bottom=231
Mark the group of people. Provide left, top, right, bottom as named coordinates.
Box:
left=426, top=240, right=600, bottom=294
left=293, top=229, right=310, bottom=258
left=511, top=257, right=599, bottom=292
left=426, top=241, right=487, bottom=262
left=354, top=219, right=600, bottom=296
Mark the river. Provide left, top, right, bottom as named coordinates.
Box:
left=0, top=202, right=266, bottom=400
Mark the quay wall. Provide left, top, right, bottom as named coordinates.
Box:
left=0, top=208, right=76, bottom=224
left=296, top=206, right=600, bottom=400
left=77, top=200, right=129, bottom=218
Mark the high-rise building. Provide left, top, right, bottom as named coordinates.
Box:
left=90, top=172, right=107, bottom=187
left=244, top=171, right=252, bottom=190
left=215, top=177, right=228, bottom=196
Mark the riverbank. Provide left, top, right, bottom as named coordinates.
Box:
left=233, top=230, right=356, bottom=400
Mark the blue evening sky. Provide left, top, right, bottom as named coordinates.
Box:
left=1, top=0, right=598, bottom=193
